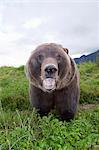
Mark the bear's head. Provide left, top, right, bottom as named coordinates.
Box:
left=26, top=43, right=74, bottom=92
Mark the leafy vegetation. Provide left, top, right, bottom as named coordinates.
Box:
left=0, top=62, right=99, bottom=149
left=0, top=62, right=99, bottom=110
left=0, top=107, right=99, bottom=150
left=78, top=62, right=99, bottom=104
left=0, top=66, right=29, bottom=110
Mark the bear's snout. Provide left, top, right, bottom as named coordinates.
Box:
left=41, top=63, right=58, bottom=92
left=41, top=57, right=58, bottom=79
left=44, top=64, right=58, bottom=78
left=41, top=57, right=58, bottom=92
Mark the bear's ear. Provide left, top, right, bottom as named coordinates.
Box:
left=63, top=48, right=69, bottom=54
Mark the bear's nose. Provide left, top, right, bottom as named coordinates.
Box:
left=45, top=65, right=57, bottom=77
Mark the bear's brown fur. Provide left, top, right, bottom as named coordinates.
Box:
left=25, top=43, right=80, bottom=121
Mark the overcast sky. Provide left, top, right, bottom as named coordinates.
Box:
left=0, top=0, right=99, bottom=66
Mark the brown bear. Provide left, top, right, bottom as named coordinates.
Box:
left=25, top=43, right=80, bottom=121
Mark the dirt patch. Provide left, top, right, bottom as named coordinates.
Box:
left=79, top=104, right=99, bottom=110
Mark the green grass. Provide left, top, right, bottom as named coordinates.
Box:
left=0, top=62, right=99, bottom=149
left=0, top=66, right=29, bottom=110
left=0, top=107, right=99, bottom=150
left=78, top=62, right=99, bottom=103
left=0, top=62, right=99, bottom=111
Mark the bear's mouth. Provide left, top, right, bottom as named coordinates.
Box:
left=43, top=78, right=56, bottom=92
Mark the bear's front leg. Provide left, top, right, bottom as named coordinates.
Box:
left=55, top=83, right=79, bottom=121
left=29, top=83, right=54, bottom=116
left=59, top=110, right=75, bottom=121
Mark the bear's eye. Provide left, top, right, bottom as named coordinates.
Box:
left=37, top=54, right=44, bottom=63
left=56, top=54, right=62, bottom=63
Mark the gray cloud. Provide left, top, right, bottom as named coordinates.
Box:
left=0, top=0, right=99, bottom=66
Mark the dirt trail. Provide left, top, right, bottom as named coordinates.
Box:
left=79, top=104, right=99, bottom=110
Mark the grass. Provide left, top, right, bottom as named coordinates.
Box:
left=0, top=66, right=29, bottom=110
left=0, top=62, right=99, bottom=111
left=78, top=62, right=99, bottom=104
left=0, top=107, right=99, bottom=150
left=0, top=62, right=99, bottom=149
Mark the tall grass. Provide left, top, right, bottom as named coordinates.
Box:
left=0, top=105, right=99, bottom=150
left=0, top=62, right=99, bottom=149
left=78, top=62, right=99, bottom=103
left=0, top=62, right=99, bottom=110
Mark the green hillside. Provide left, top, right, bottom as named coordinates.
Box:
left=0, top=62, right=99, bottom=149
left=0, top=62, right=99, bottom=110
